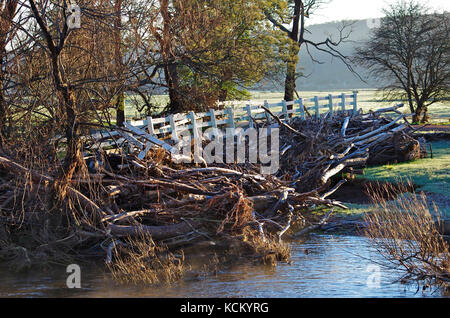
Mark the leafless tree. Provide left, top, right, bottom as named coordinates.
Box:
left=17, top=1, right=126, bottom=189
left=27, top=0, right=84, bottom=189
left=354, top=1, right=450, bottom=123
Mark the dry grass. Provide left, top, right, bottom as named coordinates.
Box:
left=247, top=234, right=291, bottom=266
left=364, top=182, right=450, bottom=288
left=107, top=233, right=185, bottom=285
left=225, top=228, right=291, bottom=266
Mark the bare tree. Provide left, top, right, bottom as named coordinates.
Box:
left=24, top=0, right=124, bottom=188
left=354, top=1, right=450, bottom=123
left=27, top=0, right=83, bottom=190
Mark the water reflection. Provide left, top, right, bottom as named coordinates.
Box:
left=0, top=235, right=446, bottom=298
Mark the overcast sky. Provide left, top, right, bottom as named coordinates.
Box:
left=306, top=0, right=450, bottom=25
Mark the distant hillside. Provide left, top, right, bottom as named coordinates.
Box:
left=262, top=18, right=381, bottom=91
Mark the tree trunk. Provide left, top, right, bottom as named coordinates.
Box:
left=283, top=0, right=302, bottom=120
left=218, top=88, right=228, bottom=102
left=413, top=102, right=424, bottom=123
left=421, top=106, right=429, bottom=123
left=284, top=44, right=300, bottom=102
left=218, top=70, right=232, bottom=102
left=50, top=58, right=81, bottom=193
left=407, top=94, right=415, bottom=115
left=165, top=62, right=182, bottom=112
left=283, top=0, right=302, bottom=103
left=160, top=0, right=182, bottom=113
left=57, top=84, right=81, bottom=191
left=115, top=92, right=125, bottom=126
left=114, top=0, right=125, bottom=126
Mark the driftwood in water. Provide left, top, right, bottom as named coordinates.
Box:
left=0, top=105, right=427, bottom=263
left=291, top=210, right=334, bottom=239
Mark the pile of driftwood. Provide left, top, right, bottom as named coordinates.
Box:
left=0, top=104, right=427, bottom=267
left=271, top=104, right=427, bottom=192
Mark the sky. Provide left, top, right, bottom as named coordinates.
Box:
left=306, top=0, right=450, bottom=25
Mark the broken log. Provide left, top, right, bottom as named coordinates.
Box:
left=291, top=210, right=334, bottom=239
left=108, top=220, right=201, bottom=240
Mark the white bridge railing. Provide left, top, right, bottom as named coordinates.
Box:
left=91, top=91, right=359, bottom=159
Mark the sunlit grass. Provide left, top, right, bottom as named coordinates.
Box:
left=359, top=140, right=449, bottom=196
left=249, top=89, right=449, bottom=124
left=323, top=140, right=450, bottom=217
left=124, top=89, right=449, bottom=124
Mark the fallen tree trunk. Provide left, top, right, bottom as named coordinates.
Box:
left=291, top=210, right=334, bottom=239
left=108, top=220, right=201, bottom=240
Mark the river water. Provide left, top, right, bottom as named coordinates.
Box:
left=0, top=234, right=447, bottom=298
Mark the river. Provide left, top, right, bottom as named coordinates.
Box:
left=0, top=234, right=447, bottom=298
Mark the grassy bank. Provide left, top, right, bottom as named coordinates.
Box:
left=330, top=139, right=450, bottom=217
left=360, top=140, right=449, bottom=196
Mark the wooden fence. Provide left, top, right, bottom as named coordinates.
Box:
left=91, top=91, right=358, bottom=159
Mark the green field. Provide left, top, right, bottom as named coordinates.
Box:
left=249, top=89, right=449, bottom=124
left=360, top=140, right=450, bottom=196
left=333, top=140, right=450, bottom=217
left=125, top=89, right=450, bottom=124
